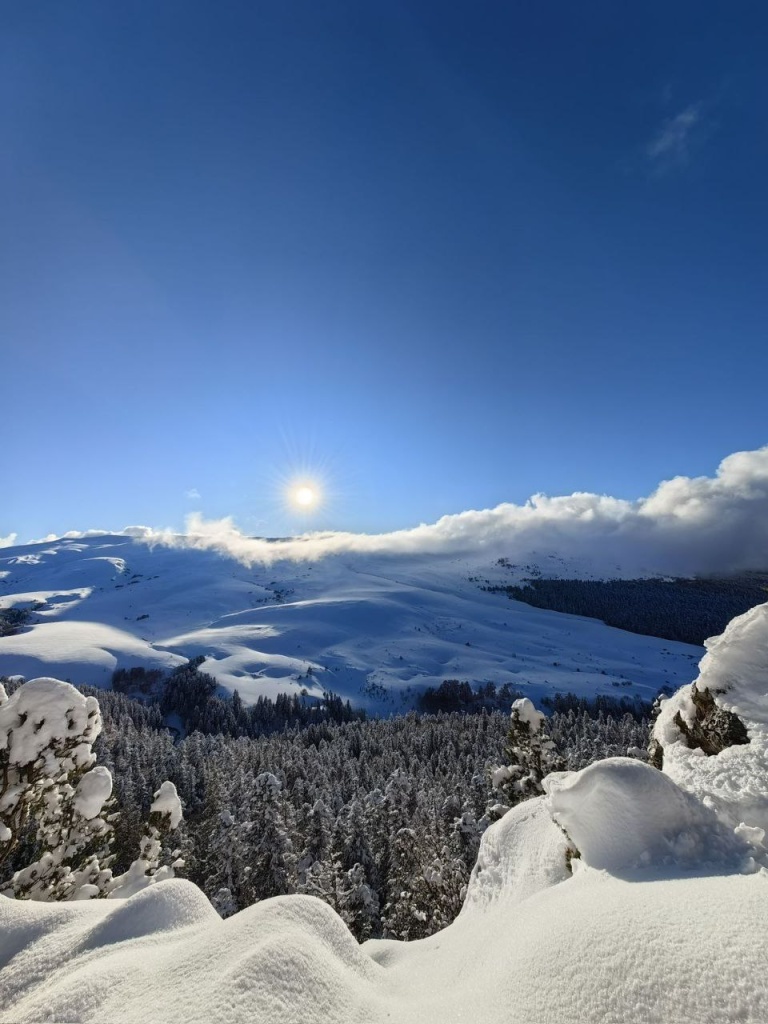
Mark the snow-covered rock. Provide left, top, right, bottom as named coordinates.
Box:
left=544, top=757, right=750, bottom=874
left=652, top=602, right=768, bottom=832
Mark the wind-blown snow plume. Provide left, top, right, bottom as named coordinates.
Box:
left=113, top=446, right=768, bottom=574
left=31, top=446, right=768, bottom=574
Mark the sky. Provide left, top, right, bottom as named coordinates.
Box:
left=2, top=1, right=768, bottom=543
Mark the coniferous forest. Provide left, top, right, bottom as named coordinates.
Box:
left=482, top=570, right=768, bottom=645
left=1, top=670, right=650, bottom=941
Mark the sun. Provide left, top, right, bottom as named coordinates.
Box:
left=293, top=485, right=318, bottom=508
left=287, top=480, right=322, bottom=512
left=268, top=439, right=337, bottom=522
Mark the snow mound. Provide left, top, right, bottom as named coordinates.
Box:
left=653, top=602, right=768, bottom=833
left=81, top=879, right=218, bottom=948
left=545, top=757, right=750, bottom=874
left=4, top=826, right=768, bottom=1022
left=0, top=885, right=386, bottom=1024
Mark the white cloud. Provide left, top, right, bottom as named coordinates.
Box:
left=0, top=533, right=17, bottom=549
left=646, top=104, right=702, bottom=169
left=107, top=445, right=768, bottom=577
left=185, top=489, right=201, bottom=500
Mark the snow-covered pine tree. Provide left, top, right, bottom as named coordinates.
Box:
left=1, top=678, right=183, bottom=901
left=107, top=781, right=185, bottom=898
left=336, top=862, right=380, bottom=941
left=0, top=678, right=115, bottom=900
left=297, top=798, right=336, bottom=906
left=490, top=698, right=561, bottom=813
left=245, top=772, right=296, bottom=901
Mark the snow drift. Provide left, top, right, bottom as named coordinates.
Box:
left=2, top=824, right=767, bottom=1023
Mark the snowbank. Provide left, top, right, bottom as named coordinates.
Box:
left=460, top=796, right=571, bottom=912
left=3, top=863, right=768, bottom=1023
left=0, top=883, right=387, bottom=1024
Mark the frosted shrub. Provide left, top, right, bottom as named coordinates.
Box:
left=0, top=677, right=182, bottom=901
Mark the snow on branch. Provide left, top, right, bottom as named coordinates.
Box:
left=1, top=676, right=183, bottom=902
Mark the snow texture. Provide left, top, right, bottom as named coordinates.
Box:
left=460, top=796, right=572, bottom=912
left=3, top=848, right=768, bottom=1022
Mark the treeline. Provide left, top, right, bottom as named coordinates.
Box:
left=417, top=679, right=524, bottom=714
left=113, top=658, right=365, bottom=737
left=484, top=573, right=768, bottom=646
left=418, top=678, right=653, bottom=720
left=540, top=690, right=654, bottom=719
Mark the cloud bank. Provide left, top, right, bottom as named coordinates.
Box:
left=102, top=446, right=768, bottom=576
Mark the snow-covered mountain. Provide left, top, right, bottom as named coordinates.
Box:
left=0, top=533, right=700, bottom=708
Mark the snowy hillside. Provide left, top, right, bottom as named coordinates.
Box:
left=3, top=603, right=768, bottom=1023
left=0, top=534, right=701, bottom=709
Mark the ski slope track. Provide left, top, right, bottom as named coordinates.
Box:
left=0, top=534, right=700, bottom=708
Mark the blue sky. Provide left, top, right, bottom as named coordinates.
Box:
left=3, top=1, right=768, bottom=542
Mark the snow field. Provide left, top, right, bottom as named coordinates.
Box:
left=0, top=535, right=700, bottom=707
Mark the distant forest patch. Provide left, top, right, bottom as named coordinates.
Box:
left=482, top=572, right=768, bottom=646
left=111, top=657, right=365, bottom=738
left=0, top=606, right=30, bottom=637
left=416, top=678, right=651, bottom=720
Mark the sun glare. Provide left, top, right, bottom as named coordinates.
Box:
left=293, top=485, right=318, bottom=509
left=285, top=478, right=324, bottom=514
left=268, top=438, right=339, bottom=523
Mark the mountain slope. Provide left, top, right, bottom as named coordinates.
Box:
left=0, top=534, right=701, bottom=709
